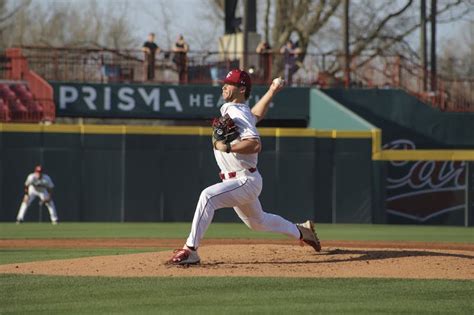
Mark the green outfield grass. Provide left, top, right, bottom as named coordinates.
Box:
left=2, top=275, right=473, bottom=314
left=1, top=222, right=473, bottom=243
left=1, top=223, right=473, bottom=314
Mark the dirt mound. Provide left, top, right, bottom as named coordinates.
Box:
left=1, top=244, right=473, bottom=279
left=1, top=238, right=473, bottom=251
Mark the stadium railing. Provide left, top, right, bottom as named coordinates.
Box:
left=7, top=46, right=474, bottom=113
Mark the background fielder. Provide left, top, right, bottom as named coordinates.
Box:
left=168, top=69, right=321, bottom=265
left=16, top=165, right=58, bottom=224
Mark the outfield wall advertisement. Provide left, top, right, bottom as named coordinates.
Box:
left=383, top=139, right=467, bottom=224
left=50, top=82, right=309, bottom=121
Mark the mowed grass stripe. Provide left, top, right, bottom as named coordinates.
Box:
left=0, top=223, right=472, bottom=243
left=1, top=275, right=473, bottom=314
left=0, top=248, right=160, bottom=265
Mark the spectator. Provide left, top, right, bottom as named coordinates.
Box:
left=142, top=33, right=160, bottom=81
left=293, top=40, right=303, bottom=66
left=280, top=40, right=297, bottom=86
left=256, top=40, right=272, bottom=83
left=172, top=34, right=189, bottom=84
left=16, top=165, right=58, bottom=225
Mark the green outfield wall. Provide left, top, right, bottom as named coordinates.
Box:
left=1, top=88, right=472, bottom=225
left=0, top=124, right=378, bottom=224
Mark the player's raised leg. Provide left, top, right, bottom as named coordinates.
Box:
left=234, top=199, right=321, bottom=252
left=233, top=200, right=300, bottom=238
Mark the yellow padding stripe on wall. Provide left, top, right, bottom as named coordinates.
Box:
left=371, top=129, right=382, bottom=155
left=0, top=123, right=213, bottom=136
left=0, top=123, right=373, bottom=138
left=374, top=150, right=474, bottom=161
left=1, top=123, right=473, bottom=160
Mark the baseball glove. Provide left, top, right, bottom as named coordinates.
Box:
left=212, top=114, right=240, bottom=144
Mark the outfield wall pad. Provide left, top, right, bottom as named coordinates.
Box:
left=0, top=125, right=377, bottom=224
left=309, top=89, right=376, bottom=131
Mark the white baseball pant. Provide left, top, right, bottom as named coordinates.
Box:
left=186, top=170, right=300, bottom=248
left=16, top=187, right=58, bottom=223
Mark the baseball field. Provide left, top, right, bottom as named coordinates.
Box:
left=1, top=222, right=473, bottom=314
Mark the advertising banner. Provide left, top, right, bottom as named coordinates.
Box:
left=383, top=139, right=467, bottom=224
left=51, top=82, right=309, bottom=121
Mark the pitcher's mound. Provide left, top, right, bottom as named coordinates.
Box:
left=1, top=244, right=473, bottom=279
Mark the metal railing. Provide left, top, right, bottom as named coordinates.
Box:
left=0, top=54, right=11, bottom=80
left=6, top=46, right=474, bottom=112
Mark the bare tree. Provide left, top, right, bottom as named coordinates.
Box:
left=135, top=0, right=222, bottom=52
left=211, top=0, right=225, bottom=16
left=138, top=0, right=174, bottom=49
left=102, top=2, right=138, bottom=49
left=206, top=0, right=472, bottom=79
left=439, top=20, right=474, bottom=79
left=2, top=0, right=139, bottom=49
left=190, top=0, right=225, bottom=51
left=0, top=0, right=30, bottom=49
left=263, top=0, right=271, bottom=42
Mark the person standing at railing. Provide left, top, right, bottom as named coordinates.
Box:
left=256, top=40, right=272, bottom=84
left=142, top=33, right=160, bottom=81
left=280, top=40, right=297, bottom=86
left=172, top=34, right=189, bottom=84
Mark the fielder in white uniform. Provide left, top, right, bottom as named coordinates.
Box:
left=16, top=165, right=58, bottom=224
left=168, top=69, right=321, bottom=265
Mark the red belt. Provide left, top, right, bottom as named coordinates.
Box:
left=219, top=168, right=257, bottom=180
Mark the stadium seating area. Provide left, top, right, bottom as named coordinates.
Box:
left=0, top=48, right=56, bottom=123
left=0, top=83, right=53, bottom=122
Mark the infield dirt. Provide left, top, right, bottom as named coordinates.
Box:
left=1, top=239, right=473, bottom=279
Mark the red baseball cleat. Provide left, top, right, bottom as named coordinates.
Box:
left=167, top=248, right=201, bottom=265
left=297, top=220, right=322, bottom=252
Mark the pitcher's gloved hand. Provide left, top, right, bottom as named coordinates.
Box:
left=212, top=114, right=239, bottom=145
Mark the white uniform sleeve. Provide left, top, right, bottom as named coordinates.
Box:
left=225, top=105, right=260, bottom=141
left=24, top=174, right=34, bottom=186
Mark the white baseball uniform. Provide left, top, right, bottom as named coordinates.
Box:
left=185, top=102, right=300, bottom=248
left=16, top=173, right=58, bottom=223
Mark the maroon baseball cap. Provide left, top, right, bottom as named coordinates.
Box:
left=223, top=69, right=252, bottom=92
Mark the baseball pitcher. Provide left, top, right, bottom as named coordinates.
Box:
left=16, top=165, right=58, bottom=224
left=168, top=69, right=321, bottom=265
